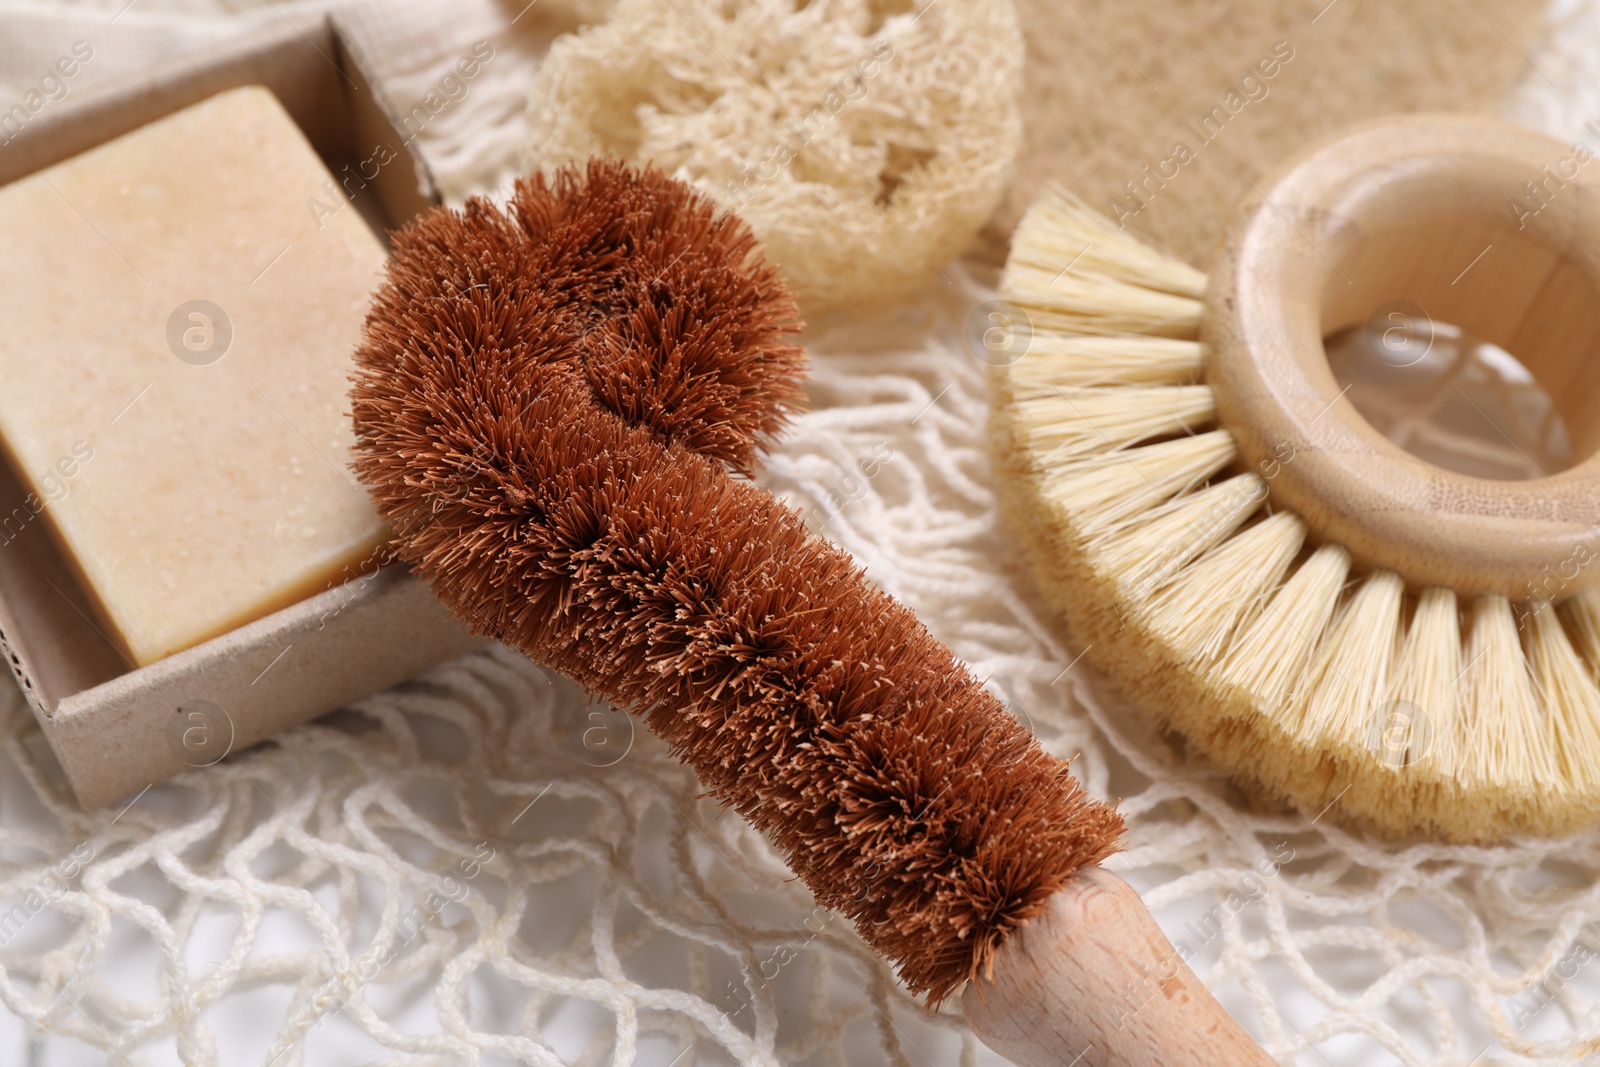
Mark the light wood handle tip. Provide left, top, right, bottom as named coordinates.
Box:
left=962, top=868, right=1276, bottom=1067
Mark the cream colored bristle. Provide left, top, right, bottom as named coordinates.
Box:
left=1523, top=602, right=1600, bottom=795
left=1457, top=597, right=1561, bottom=803
left=1006, top=186, right=1208, bottom=298
left=1559, top=591, right=1600, bottom=680
left=1216, top=544, right=1351, bottom=712
left=1042, top=430, right=1235, bottom=536
left=1386, top=587, right=1462, bottom=779
left=1003, top=189, right=1205, bottom=338
left=1092, top=473, right=1266, bottom=602
left=1285, top=570, right=1405, bottom=752
left=1011, top=386, right=1215, bottom=464
left=1139, top=511, right=1305, bottom=665
left=1005, top=273, right=1202, bottom=339
left=1009, top=336, right=1202, bottom=390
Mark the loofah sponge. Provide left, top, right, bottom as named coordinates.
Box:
left=522, top=0, right=1024, bottom=315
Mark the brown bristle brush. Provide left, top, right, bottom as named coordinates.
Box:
left=349, top=158, right=1276, bottom=1066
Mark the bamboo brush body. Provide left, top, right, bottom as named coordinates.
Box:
left=349, top=159, right=1278, bottom=1066
left=991, top=114, right=1600, bottom=843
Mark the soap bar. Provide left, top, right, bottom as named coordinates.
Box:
left=0, top=86, right=388, bottom=667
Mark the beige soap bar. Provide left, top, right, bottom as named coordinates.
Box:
left=0, top=86, right=388, bottom=667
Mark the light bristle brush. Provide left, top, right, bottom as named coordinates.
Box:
left=990, top=114, right=1600, bottom=843
left=350, top=159, right=1278, bottom=1066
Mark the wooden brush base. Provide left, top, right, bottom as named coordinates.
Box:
left=1203, top=115, right=1600, bottom=599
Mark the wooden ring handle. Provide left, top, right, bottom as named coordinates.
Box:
left=1203, top=114, right=1600, bottom=599
left=962, top=869, right=1276, bottom=1067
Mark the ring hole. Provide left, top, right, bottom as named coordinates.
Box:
left=1325, top=314, right=1573, bottom=481
left=1319, top=206, right=1600, bottom=479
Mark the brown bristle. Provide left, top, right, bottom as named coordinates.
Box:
left=349, top=158, right=1123, bottom=1003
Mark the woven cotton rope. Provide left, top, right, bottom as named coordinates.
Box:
left=5, top=0, right=1600, bottom=1063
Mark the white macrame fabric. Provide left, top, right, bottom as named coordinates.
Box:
left=2, top=0, right=1600, bottom=1064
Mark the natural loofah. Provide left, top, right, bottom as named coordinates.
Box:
left=348, top=159, right=1122, bottom=1003
left=999, top=0, right=1548, bottom=266
left=521, top=0, right=1024, bottom=316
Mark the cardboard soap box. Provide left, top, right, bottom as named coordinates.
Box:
left=0, top=14, right=487, bottom=809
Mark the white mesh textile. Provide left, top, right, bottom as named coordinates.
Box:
left=2, top=0, right=1600, bottom=1064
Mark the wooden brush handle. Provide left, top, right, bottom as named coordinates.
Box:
left=963, top=869, right=1276, bottom=1066
left=1204, top=114, right=1600, bottom=599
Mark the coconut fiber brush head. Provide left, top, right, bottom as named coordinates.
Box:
left=990, top=113, right=1600, bottom=844
left=349, top=158, right=1280, bottom=1066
